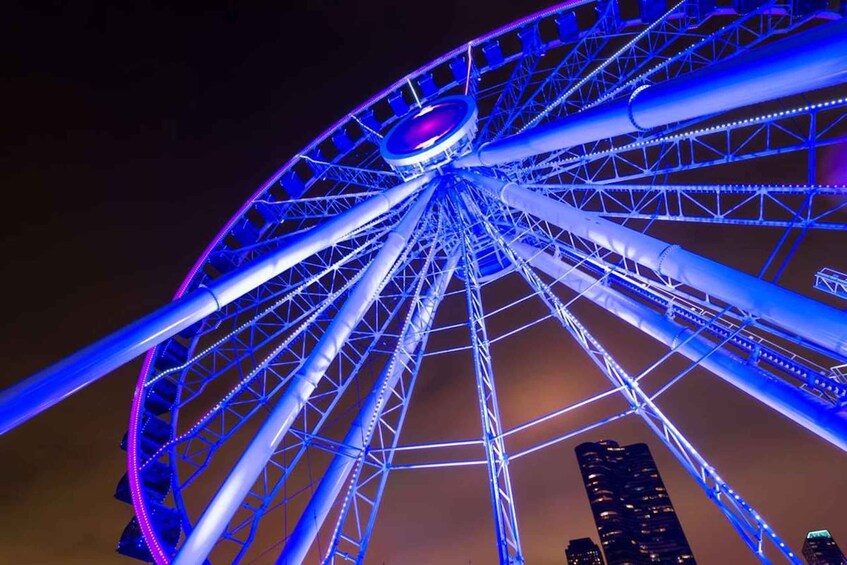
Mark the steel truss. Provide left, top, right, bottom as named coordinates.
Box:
left=321, top=244, right=459, bottom=564
left=531, top=97, right=847, bottom=185
left=456, top=196, right=525, bottom=565
left=529, top=183, right=847, bottom=229
left=816, top=267, right=847, bottom=300
left=507, top=0, right=805, bottom=177
left=521, top=0, right=692, bottom=130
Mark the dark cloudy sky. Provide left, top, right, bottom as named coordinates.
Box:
left=1, top=1, right=846, bottom=564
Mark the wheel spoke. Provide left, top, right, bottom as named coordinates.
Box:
left=304, top=157, right=401, bottom=191
left=323, top=247, right=459, bottom=564
left=456, top=19, right=847, bottom=168
left=454, top=195, right=525, bottom=565
left=478, top=49, right=542, bottom=142
left=586, top=0, right=797, bottom=110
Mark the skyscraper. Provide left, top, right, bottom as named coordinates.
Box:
left=802, top=530, right=847, bottom=564
left=575, top=440, right=696, bottom=564
left=566, top=537, right=606, bottom=565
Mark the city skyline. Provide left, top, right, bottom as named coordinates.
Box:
left=575, top=440, right=696, bottom=564
left=566, top=537, right=606, bottom=565
left=802, top=530, right=847, bottom=565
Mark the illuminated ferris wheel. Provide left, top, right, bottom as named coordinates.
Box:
left=1, top=0, right=846, bottom=563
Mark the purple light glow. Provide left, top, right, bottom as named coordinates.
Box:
left=128, top=350, right=170, bottom=565
left=385, top=100, right=469, bottom=156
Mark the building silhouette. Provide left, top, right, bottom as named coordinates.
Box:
left=566, top=537, right=605, bottom=564
left=802, top=530, right=847, bottom=564
left=575, top=440, right=695, bottom=564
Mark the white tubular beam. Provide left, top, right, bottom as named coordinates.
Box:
left=278, top=253, right=459, bottom=565
left=0, top=173, right=432, bottom=435
left=511, top=241, right=847, bottom=451
left=173, top=185, right=436, bottom=565
left=454, top=19, right=847, bottom=167
left=209, top=174, right=433, bottom=306
left=466, top=172, right=847, bottom=358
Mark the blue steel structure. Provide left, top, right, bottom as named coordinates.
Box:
left=0, top=0, right=846, bottom=563
left=815, top=267, right=847, bottom=299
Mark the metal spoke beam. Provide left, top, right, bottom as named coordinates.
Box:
left=268, top=236, right=446, bottom=564
left=0, top=173, right=433, bottom=435
left=302, top=157, right=401, bottom=191
left=478, top=50, right=542, bottom=143
left=521, top=0, right=689, bottom=130
left=586, top=0, right=796, bottom=110
left=223, top=238, right=427, bottom=561
left=532, top=96, right=847, bottom=184
left=147, top=260, right=372, bottom=476
left=217, top=236, right=427, bottom=560
left=321, top=251, right=459, bottom=565
left=498, top=0, right=622, bottom=137
left=161, top=231, right=386, bottom=424
left=514, top=0, right=806, bottom=182
left=511, top=241, right=847, bottom=451
left=455, top=18, right=847, bottom=168
left=465, top=172, right=847, bottom=358
left=530, top=233, right=847, bottom=405
left=172, top=185, right=435, bottom=565
left=457, top=199, right=524, bottom=565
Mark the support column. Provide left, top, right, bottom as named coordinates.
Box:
left=172, top=185, right=436, bottom=565
left=465, top=172, right=847, bottom=358
left=0, top=173, right=433, bottom=435
left=278, top=253, right=458, bottom=565
left=459, top=204, right=524, bottom=565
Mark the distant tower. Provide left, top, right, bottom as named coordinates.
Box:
left=575, top=440, right=696, bottom=564
left=566, top=537, right=605, bottom=565
left=802, top=530, right=847, bottom=564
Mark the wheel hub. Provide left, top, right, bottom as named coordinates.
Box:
left=380, top=95, right=477, bottom=178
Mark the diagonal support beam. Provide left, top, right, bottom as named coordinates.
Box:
left=278, top=250, right=458, bottom=564
left=0, top=173, right=433, bottom=435
left=172, top=184, right=436, bottom=565
left=510, top=241, right=847, bottom=452
left=322, top=252, right=460, bottom=564
left=463, top=172, right=847, bottom=358
left=458, top=200, right=524, bottom=565
left=455, top=18, right=847, bottom=167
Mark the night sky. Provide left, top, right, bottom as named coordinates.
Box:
left=1, top=1, right=846, bottom=564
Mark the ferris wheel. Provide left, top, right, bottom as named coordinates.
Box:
left=1, top=0, right=846, bottom=563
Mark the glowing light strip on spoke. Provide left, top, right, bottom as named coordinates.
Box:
left=535, top=96, right=847, bottom=173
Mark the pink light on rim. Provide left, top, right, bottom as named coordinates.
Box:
left=127, top=349, right=170, bottom=564
left=464, top=42, right=473, bottom=96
